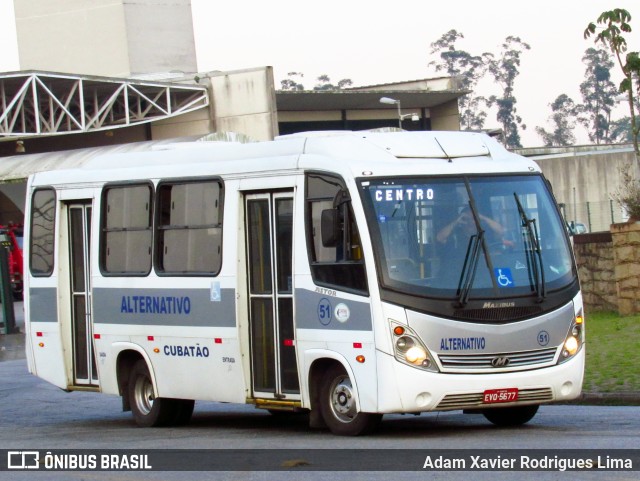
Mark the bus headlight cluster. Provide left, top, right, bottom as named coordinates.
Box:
left=391, top=322, right=438, bottom=372
left=558, top=311, right=584, bottom=363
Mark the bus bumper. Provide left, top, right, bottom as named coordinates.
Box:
left=375, top=347, right=585, bottom=413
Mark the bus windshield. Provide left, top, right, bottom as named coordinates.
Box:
left=359, top=175, right=576, bottom=303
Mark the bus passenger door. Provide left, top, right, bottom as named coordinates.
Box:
left=67, top=202, right=98, bottom=387
left=245, top=192, right=300, bottom=401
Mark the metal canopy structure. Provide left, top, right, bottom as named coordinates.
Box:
left=0, top=71, right=209, bottom=138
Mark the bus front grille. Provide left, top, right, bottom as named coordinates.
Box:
left=437, top=347, right=558, bottom=371
left=453, top=306, right=543, bottom=322
left=436, top=387, right=554, bottom=410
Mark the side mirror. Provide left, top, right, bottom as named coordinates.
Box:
left=321, top=209, right=340, bottom=247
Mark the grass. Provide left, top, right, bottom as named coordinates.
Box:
left=583, top=311, right=640, bottom=393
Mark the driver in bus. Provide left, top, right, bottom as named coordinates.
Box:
left=436, top=206, right=508, bottom=248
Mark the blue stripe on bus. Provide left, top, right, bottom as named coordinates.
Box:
left=92, top=287, right=236, bottom=327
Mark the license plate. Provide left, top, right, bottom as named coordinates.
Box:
left=483, top=388, right=519, bottom=404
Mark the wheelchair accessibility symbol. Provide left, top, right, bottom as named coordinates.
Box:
left=494, top=268, right=515, bottom=287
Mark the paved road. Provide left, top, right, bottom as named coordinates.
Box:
left=0, top=357, right=639, bottom=481
left=2, top=301, right=639, bottom=479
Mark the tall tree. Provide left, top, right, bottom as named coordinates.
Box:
left=429, top=30, right=490, bottom=130
left=535, top=94, right=578, bottom=146
left=313, top=75, right=353, bottom=91
left=610, top=94, right=640, bottom=142
left=610, top=115, right=639, bottom=142
left=577, top=48, right=618, bottom=144
left=486, top=36, right=531, bottom=148
left=280, top=72, right=305, bottom=91
left=280, top=73, right=353, bottom=91
left=585, top=8, right=640, bottom=162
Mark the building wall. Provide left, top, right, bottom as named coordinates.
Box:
left=150, top=109, right=212, bottom=140
left=14, top=0, right=196, bottom=77
left=533, top=148, right=635, bottom=232
left=429, top=99, right=461, bottom=131
left=208, top=68, right=279, bottom=141
left=122, top=0, right=197, bottom=76
left=15, top=0, right=130, bottom=75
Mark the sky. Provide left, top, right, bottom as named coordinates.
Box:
left=1, top=0, right=639, bottom=147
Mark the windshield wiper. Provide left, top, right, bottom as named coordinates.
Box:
left=514, top=193, right=546, bottom=302
left=456, top=229, right=484, bottom=307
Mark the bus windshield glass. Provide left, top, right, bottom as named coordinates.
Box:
left=359, top=175, right=576, bottom=301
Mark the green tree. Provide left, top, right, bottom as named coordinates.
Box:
left=486, top=36, right=531, bottom=148
left=280, top=73, right=353, bottom=91
left=280, top=72, right=305, bottom=91
left=610, top=115, right=638, bottom=142
left=313, top=75, right=353, bottom=91
left=535, top=94, right=578, bottom=146
left=585, top=8, right=640, bottom=162
left=577, top=48, right=618, bottom=144
left=429, top=30, right=490, bottom=130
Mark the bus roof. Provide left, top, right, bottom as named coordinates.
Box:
left=28, top=130, right=540, bottom=187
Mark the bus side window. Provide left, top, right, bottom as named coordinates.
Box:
left=101, top=183, right=152, bottom=275
left=305, top=173, right=368, bottom=294
left=30, top=188, right=56, bottom=276
left=156, top=179, right=223, bottom=275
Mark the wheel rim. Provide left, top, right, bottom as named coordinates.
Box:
left=329, top=375, right=356, bottom=423
left=133, top=374, right=155, bottom=415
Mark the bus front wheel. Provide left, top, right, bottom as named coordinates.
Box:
left=128, top=360, right=178, bottom=427
left=482, top=405, right=539, bottom=426
left=319, top=365, right=381, bottom=436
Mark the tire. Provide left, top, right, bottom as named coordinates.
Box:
left=319, top=365, right=381, bottom=436
left=482, top=405, right=539, bottom=426
left=128, top=360, right=176, bottom=427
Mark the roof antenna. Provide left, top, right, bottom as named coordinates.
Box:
left=434, top=138, right=452, bottom=162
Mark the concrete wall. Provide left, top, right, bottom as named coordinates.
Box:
left=533, top=147, right=636, bottom=232
left=429, top=99, right=461, bottom=131
left=15, top=0, right=130, bottom=75
left=208, top=68, right=279, bottom=141
left=14, top=0, right=196, bottom=77
left=150, top=108, right=212, bottom=140
left=122, top=0, right=197, bottom=76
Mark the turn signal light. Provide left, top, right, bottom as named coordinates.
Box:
left=393, top=326, right=405, bottom=336
left=356, top=355, right=366, bottom=363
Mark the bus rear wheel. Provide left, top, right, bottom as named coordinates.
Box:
left=482, top=405, right=539, bottom=426
left=129, top=360, right=179, bottom=427
left=319, top=365, right=381, bottom=436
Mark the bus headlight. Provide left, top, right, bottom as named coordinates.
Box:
left=558, top=310, right=584, bottom=364
left=563, top=336, right=579, bottom=356
left=390, top=321, right=438, bottom=372
left=406, top=346, right=428, bottom=365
